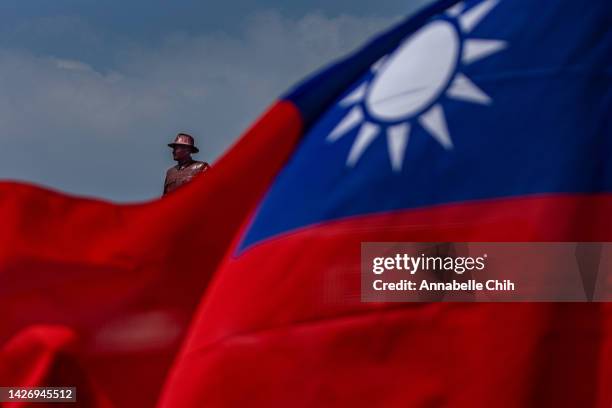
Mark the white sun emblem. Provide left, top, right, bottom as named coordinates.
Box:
left=327, top=0, right=507, bottom=171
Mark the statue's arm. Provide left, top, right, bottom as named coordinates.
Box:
left=162, top=170, right=171, bottom=196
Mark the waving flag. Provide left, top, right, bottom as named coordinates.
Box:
left=159, top=0, right=612, bottom=407
left=1, top=0, right=611, bottom=407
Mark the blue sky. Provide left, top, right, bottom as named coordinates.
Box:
left=0, top=0, right=431, bottom=201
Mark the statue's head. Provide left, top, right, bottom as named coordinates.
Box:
left=168, top=133, right=199, bottom=162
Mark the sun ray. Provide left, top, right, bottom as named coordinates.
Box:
left=327, top=106, right=364, bottom=142
left=387, top=123, right=411, bottom=171
left=419, top=104, right=453, bottom=149
left=447, top=73, right=491, bottom=104
left=446, top=2, right=464, bottom=17
left=346, top=122, right=379, bottom=166
left=462, top=39, right=507, bottom=64
left=339, top=83, right=367, bottom=107
left=371, top=56, right=388, bottom=73
left=459, top=0, right=499, bottom=33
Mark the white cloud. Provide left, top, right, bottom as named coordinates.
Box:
left=0, top=11, right=396, bottom=201
left=53, top=58, right=95, bottom=72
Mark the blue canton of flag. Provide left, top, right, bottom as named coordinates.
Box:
left=239, top=0, right=612, bottom=252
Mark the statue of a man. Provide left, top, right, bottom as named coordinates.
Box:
left=163, top=133, right=210, bottom=196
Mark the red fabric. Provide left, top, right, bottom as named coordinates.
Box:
left=159, top=195, right=612, bottom=407
left=0, top=325, right=115, bottom=408
left=0, top=101, right=303, bottom=407
left=2, top=99, right=611, bottom=407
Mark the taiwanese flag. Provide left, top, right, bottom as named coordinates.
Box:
left=1, top=0, right=611, bottom=407
left=159, top=0, right=612, bottom=406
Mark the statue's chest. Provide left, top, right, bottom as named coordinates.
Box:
left=167, top=167, right=198, bottom=189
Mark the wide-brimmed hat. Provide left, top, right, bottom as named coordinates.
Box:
left=168, top=133, right=199, bottom=153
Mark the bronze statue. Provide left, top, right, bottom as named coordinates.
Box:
left=163, top=133, right=210, bottom=196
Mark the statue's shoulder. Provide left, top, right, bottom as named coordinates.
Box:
left=192, top=161, right=211, bottom=172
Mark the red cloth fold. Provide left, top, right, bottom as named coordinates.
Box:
left=0, top=102, right=303, bottom=407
